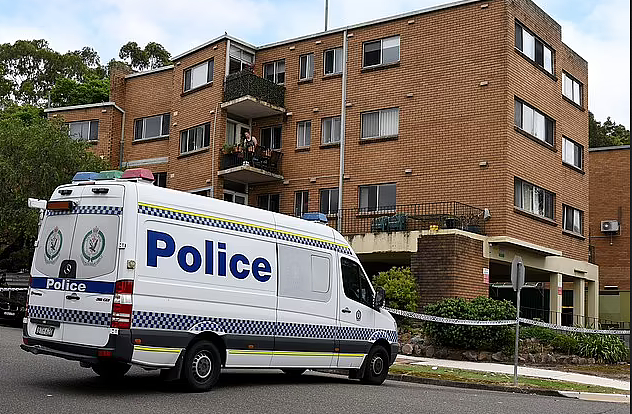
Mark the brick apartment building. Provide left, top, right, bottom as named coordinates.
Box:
left=45, top=0, right=605, bottom=324
left=589, top=145, right=630, bottom=326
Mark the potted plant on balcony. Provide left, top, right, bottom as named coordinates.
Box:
left=222, top=143, right=236, bottom=154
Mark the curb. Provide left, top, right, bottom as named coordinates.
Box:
left=557, top=391, right=630, bottom=403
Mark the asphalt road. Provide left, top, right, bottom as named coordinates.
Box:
left=0, top=325, right=627, bottom=414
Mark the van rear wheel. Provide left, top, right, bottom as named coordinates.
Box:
left=91, top=361, right=131, bottom=379
left=360, top=346, right=389, bottom=385
left=182, top=340, right=221, bottom=392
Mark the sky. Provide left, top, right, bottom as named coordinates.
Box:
left=0, top=0, right=629, bottom=127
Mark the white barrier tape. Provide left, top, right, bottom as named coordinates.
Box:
left=519, top=317, right=630, bottom=335
left=0, top=288, right=28, bottom=292
left=384, top=307, right=630, bottom=335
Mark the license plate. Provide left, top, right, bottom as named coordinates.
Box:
left=3, top=311, right=15, bottom=316
left=35, top=325, right=54, bottom=337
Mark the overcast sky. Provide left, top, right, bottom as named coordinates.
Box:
left=0, top=0, right=629, bottom=127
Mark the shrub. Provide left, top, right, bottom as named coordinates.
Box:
left=551, top=333, right=579, bottom=355
left=423, top=297, right=516, bottom=351
left=372, top=267, right=418, bottom=312
left=572, top=333, right=630, bottom=363
left=520, top=325, right=559, bottom=345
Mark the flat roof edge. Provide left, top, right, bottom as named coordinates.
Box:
left=589, top=145, right=630, bottom=152
left=172, top=34, right=257, bottom=61
left=44, top=102, right=124, bottom=114
left=125, top=65, right=174, bottom=79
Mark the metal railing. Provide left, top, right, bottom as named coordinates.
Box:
left=223, top=70, right=285, bottom=108
left=328, top=202, right=486, bottom=236
left=519, top=306, right=630, bottom=330
left=220, top=146, right=283, bottom=175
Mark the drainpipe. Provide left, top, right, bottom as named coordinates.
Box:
left=118, top=110, right=125, bottom=169
left=337, top=29, right=348, bottom=232
left=225, top=38, right=231, bottom=79
left=211, top=102, right=220, bottom=198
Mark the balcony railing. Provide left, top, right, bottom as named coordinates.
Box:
left=223, top=70, right=285, bottom=108
left=325, top=202, right=486, bottom=236
left=220, top=146, right=283, bottom=176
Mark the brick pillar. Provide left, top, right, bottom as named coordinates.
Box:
left=586, top=280, right=599, bottom=328
left=573, top=278, right=586, bottom=327
left=549, top=273, right=563, bottom=325
left=412, top=233, right=488, bottom=310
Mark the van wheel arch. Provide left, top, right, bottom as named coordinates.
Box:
left=358, top=340, right=391, bottom=378
left=187, top=332, right=227, bottom=367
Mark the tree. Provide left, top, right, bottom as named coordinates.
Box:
left=0, top=115, right=110, bottom=271
left=119, top=41, right=171, bottom=71
left=589, top=111, right=630, bottom=148
left=50, top=76, right=109, bottom=107
left=372, top=267, right=418, bottom=311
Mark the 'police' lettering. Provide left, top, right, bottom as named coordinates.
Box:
left=146, top=230, right=272, bottom=282
left=45, top=278, right=86, bottom=292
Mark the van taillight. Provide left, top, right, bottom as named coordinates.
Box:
left=111, top=280, right=134, bottom=329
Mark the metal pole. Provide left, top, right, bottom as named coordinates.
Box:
left=336, top=30, right=348, bottom=232
left=325, top=0, right=329, bottom=31
left=513, top=283, right=522, bottom=385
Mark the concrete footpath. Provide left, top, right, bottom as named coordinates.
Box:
left=395, top=355, right=630, bottom=403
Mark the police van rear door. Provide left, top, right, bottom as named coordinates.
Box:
left=61, top=184, right=124, bottom=347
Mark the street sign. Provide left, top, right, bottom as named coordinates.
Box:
left=511, top=256, right=525, bottom=292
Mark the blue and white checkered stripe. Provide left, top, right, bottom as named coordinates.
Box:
left=29, top=305, right=111, bottom=326
left=132, top=311, right=397, bottom=343
left=46, top=206, right=123, bottom=216
left=138, top=204, right=353, bottom=255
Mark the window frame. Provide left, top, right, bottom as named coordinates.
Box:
left=260, top=125, right=282, bottom=150
left=514, top=177, right=555, bottom=221
left=258, top=194, right=280, bottom=212
left=562, top=136, right=583, bottom=171
left=362, top=35, right=400, bottom=68
left=263, top=59, right=286, bottom=84
left=67, top=120, right=99, bottom=142
left=296, top=120, right=312, bottom=148
left=562, top=204, right=583, bottom=235
left=153, top=172, right=167, bottom=188
left=324, top=47, right=343, bottom=75
left=515, top=21, right=554, bottom=75
left=299, top=53, right=314, bottom=81
left=358, top=183, right=396, bottom=213
left=361, top=107, right=399, bottom=140
left=179, top=122, right=211, bottom=155
left=321, top=116, right=341, bottom=144
left=183, top=59, right=214, bottom=92
left=294, top=190, right=309, bottom=217
left=228, top=45, right=254, bottom=74
left=319, top=188, right=339, bottom=216
left=514, top=98, right=555, bottom=147
left=562, top=72, right=583, bottom=107
left=134, top=113, right=170, bottom=141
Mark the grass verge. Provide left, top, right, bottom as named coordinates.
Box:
left=389, top=364, right=629, bottom=395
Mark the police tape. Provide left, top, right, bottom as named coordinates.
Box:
left=0, top=287, right=28, bottom=292
left=383, top=306, right=631, bottom=335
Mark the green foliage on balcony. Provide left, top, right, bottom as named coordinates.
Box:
left=224, top=70, right=285, bottom=108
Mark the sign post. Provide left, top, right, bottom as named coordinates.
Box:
left=511, top=255, right=525, bottom=386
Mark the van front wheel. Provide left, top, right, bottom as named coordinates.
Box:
left=360, top=346, right=389, bottom=385
left=182, top=340, right=221, bottom=392
left=91, top=362, right=131, bottom=379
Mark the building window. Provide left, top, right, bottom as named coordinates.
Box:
left=180, top=123, right=210, bottom=154
left=321, top=116, right=341, bottom=144
left=299, top=53, right=314, bottom=80
left=514, top=99, right=554, bottom=146
left=324, top=47, right=343, bottom=75
left=296, top=121, right=311, bottom=148
left=228, top=45, right=254, bottom=74
left=359, top=183, right=396, bottom=212
left=226, top=120, right=250, bottom=146
left=562, top=137, right=583, bottom=170
left=361, top=108, right=399, bottom=139
left=295, top=190, right=309, bottom=216
left=184, top=60, right=214, bottom=92
left=153, top=172, right=167, bottom=188
left=67, top=120, right=99, bottom=142
left=264, top=59, right=285, bottom=84
left=319, top=188, right=339, bottom=215
left=134, top=113, right=170, bottom=140
left=363, top=35, right=400, bottom=68
left=562, top=72, right=582, bottom=106
left=515, top=21, right=553, bottom=74
left=261, top=125, right=282, bottom=149
left=563, top=205, right=583, bottom=235
left=514, top=178, right=555, bottom=220
left=258, top=194, right=280, bottom=212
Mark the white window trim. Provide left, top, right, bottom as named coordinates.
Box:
left=358, top=183, right=396, bottom=213
left=514, top=178, right=555, bottom=220
left=259, top=194, right=280, bottom=212
left=515, top=99, right=554, bottom=146
left=296, top=121, right=311, bottom=148
left=562, top=205, right=583, bottom=235
left=320, top=188, right=339, bottom=216
left=134, top=114, right=170, bottom=141
left=224, top=189, right=248, bottom=205
left=362, top=35, right=400, bottom=69
left=68, top=120, right=98, bottom=142
left=264, top=59, right=285, bottom=85
left=562, top=72, right=583, bottom=106
left=180, top=124, right=209, bottom=155
left=515, top=22, right=554, bottom=75
left=361, top=108, right=399, bottom=140
left=299, top=53, right=314, bottom=81
left=184, top=60, right=214, bottom=92
left=562, top=136, right=583, bottom=170
left=261, top=125, right=282, bottom=149
left=295, top=191, right=309, bottom=216
left=324, top=47, right=343, bottom=75
left=321, top=116, right=341, bottom=144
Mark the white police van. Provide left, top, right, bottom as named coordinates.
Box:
left=21, top=169, right=398, bottom=391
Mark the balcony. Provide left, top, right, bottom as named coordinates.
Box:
left=326, top=202, right=487, bottom=236
left=222, top=70, right=285, bottom=119
left=218, top=146, right=283, bottom=184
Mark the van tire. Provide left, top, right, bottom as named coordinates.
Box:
left=182, top=340, right=221, bottom=392
left=91, top=362, right=131, bottom=379
left=360, top=346, right=389, bottom=385
left=281, top=368, right=306, bottom=376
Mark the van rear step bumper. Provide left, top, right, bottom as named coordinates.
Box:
left=21, top=331, right=133, bottom=365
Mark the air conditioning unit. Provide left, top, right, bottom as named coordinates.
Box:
left=601, top=220, right=620, bottom=232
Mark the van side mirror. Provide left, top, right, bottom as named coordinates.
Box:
left=375, top=287, right=385, bottom=309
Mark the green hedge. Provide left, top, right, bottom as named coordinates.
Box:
left=372, top=267, right=418, bottom=312
left=423, top=297, right=516, bottom=351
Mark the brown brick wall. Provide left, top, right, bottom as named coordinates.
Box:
left=412, top=233, right=489, bottom=309
left=589, top=148, right=630, bottom=291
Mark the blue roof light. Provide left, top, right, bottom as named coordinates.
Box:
left=72, top=172, right=101, bottom=182
left=301, top=212, right=328, bottom=224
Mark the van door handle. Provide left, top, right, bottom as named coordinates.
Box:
left=341, top=307, right=351, bottom=313
left=66, top=293, right=80, bottom=301
left=31, top=291, right=42, bottom=296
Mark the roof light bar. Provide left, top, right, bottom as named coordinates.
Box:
left=72, top=172, right=101, bottom=182
left=121, top=168, right=154, bottom=182
left=301, top=212, right=328, bottom=224
left=98, top=170, right=124, bottom=179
